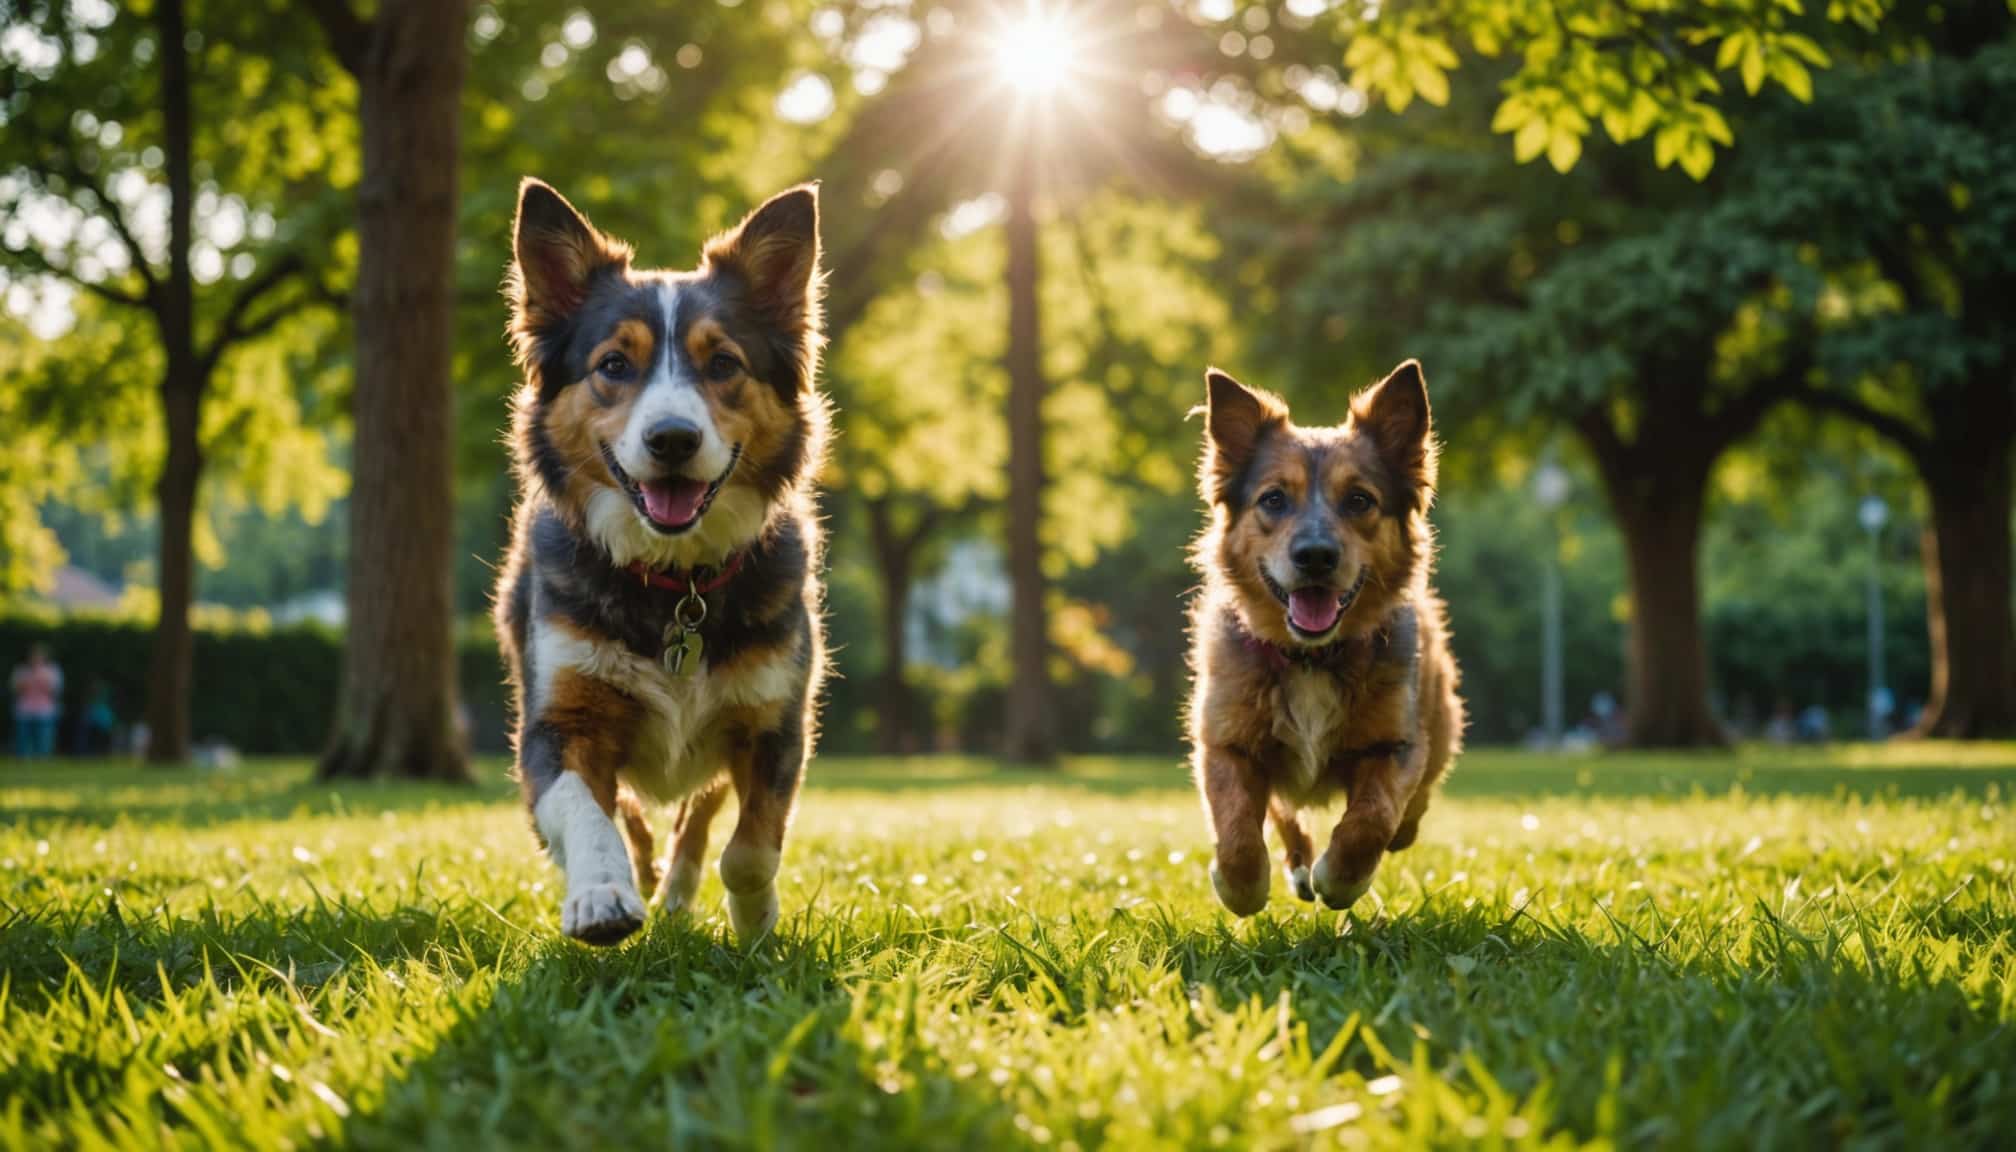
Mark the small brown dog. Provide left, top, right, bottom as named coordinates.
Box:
left=1187, top=360, right=1464, bottom=914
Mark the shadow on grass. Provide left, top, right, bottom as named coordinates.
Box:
left=316, top=910, right=1022, bottom=1149
left=1146, top=893, right=2015, bottom=1147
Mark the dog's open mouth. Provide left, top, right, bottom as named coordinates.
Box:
left=1262, top=564, right=1370, bottom=641
left=600, top=442, right=742, bottom=535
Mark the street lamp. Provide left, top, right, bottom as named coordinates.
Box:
left=1534, top=458, right=1572, bottom=745
left=1858, top=494, right=1890, bottom=739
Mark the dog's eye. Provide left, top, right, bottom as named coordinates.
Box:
left=1342, top=489, right=1377, bottom=517
left=596, top=351, right=633, bottom=380
left=705, top=351, right=743, bottom=381
left=1257, top=489, right=1289, bottom=514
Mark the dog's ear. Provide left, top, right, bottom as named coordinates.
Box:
left=1353, top=359, right=1437, bottom=497
left=707, top=183, right=822, bottom=331
left=1199, top=368, right=1287, bottom=504
left=509, top=178, right=628, bottom=326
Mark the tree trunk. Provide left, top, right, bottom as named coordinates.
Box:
left=143, top=0, right=198, bottom=764
left=318, top=0, right=470, bottom=782
left=1585, top=425, right=1728, bottom=749
left=866, top=499, right=924, bottom=756
left=1001, top=156, right=1056, bottom=764
left=1911, top=384, right=2016, bottom=738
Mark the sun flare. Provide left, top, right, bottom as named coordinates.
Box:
left=991, top=6, right=1080, bottom=95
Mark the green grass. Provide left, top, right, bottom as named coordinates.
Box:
left=1, top=746, right=2012, bottom=1150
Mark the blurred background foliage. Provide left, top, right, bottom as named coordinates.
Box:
left=2, top=0, right=2010, bottom=762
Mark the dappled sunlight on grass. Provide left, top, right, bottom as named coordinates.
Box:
left=1, top=748, right=2012, bottom=1147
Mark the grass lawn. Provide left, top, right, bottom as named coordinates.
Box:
left=1, top=745, right=2012, bottom=1150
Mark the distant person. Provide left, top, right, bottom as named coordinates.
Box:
left=1797, top=704, right=1832, bottom=743
left=1766, top=698, right=1797, bottom=744
left=77, top=682, right=117, bottom=757
left=10, top=644, right=63, bottom=759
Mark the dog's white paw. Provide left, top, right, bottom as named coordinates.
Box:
left=655, top=858, right=705, bottom=915
left=1310, top=853, right=1373, bottom=911
left=562, top=881, right=646, bottom=946
left=1210, top=859, right=1269, bottom=917
left=727, top=885, right=779, bottom=943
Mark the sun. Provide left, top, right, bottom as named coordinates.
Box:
left=991, top=4, right=1081, bottom=95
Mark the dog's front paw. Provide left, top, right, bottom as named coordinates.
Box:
left=1310, top=852, right=1374, bottom=911
left=726, top=885, right=779, bottom=943
left=1210, top=859, right=1269, bottom=917
left=562, top=881, right=646, bottom=945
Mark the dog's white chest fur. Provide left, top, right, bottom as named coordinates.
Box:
left=531, top=619, right=796, bottom=803
left=1274, top=667, right=1347, bottom=803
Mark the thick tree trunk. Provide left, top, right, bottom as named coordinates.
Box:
left=1616, top=488, right=1727, bottom=747
left=1584, top=422, right=1728, bottom=749
left=1001, top=157, right=1055, bottom=764
left=145, top=386, right=201, bottom=763
left=1911, top=385, right=2016, bottom=738
left=318, top=0, right=470, bottom=782
left=143, top=0, right=198, bottom=764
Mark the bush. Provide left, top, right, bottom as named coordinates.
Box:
left=0, top=613, right=513, bottom=757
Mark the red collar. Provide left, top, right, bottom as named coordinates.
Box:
left=1240, top=626, right=1365, bottom=674
left=625, top=552, right=747, bottom=595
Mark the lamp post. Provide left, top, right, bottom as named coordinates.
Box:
left=1534, top=458, right=1572, bottom=745
left=1858, top=495, right=1890, bottom=739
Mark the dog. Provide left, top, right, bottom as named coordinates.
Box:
left=494, top=177, right=828, bottom=946
left=1187, top=360, right=1463, bottom=915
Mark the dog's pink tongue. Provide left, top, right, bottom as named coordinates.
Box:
left=1288, top=588, right=1342, bottom=635
left=641, top=479, right=708, bottom=528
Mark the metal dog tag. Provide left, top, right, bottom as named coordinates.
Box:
left=662, top=589, right=709, bottom=677
left=663, top=628, right=703, bottom=676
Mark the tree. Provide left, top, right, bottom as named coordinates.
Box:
left=808, top=1, right=1251, bottom=761
left=1321, top=0, right=1885, bottom=179
left=827, top=233, right=1005, bottom=754
left=1, top=0, right=349, bottom=761
left=302, top=0, right=470, bottom=782
left=1782, top=32, right=2016, bottom=736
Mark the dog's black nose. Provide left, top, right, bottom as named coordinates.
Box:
left=1291, top=539, right=1341, bottom=575
left=644, top=419, right=702, bottom=465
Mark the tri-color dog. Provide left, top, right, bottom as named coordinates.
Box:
left=495, top=178, right=828, bottom=945
left=1187, top=361, right=1464, bottom=915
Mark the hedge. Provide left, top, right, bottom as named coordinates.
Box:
left=0, top=615, right=513, bottom=757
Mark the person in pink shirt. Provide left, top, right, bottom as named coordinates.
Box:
left=11, top=644, right=62, bottom=759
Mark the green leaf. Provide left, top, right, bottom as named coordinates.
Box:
left=1772, top=55, right=1814, bottom=102
left=1410, top=57, right=1451, bottom=107
left=1654, top=124, right=1684, bottom=169
left=1681, top=135, right=1715, bottom=180
left=1697, top=105, right=1734, bottom=147
left=1741, top=42, right=1766, bottom=95
left=1717, top=31, right=1749, bottom=71
left=1492, top=95, right=1531, bottom=134
left=1547, top=125, right=1583, bottom=173
left=1515, top=117, right=1551, bottom=162
left=1780, top=33, right=1832, bottom=66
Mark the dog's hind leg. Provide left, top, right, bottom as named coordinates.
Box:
left=1269, top=799, right=1316, bottom=902
left=617, top=790, right=658, bottom=899
left=654, top=781, right=727, bottom=915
